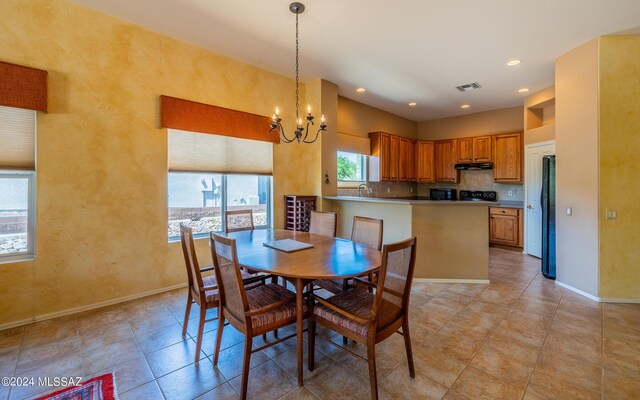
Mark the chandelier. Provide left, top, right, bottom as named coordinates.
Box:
left=270, top=2, right=327, bottom=143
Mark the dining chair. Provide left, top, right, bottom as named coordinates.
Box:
left=210, top=232, right=305, bottom=400
left=308, top=237, right=417, bottom=400
left=315, top=216, right=383, bottom=295
left=308, top=210, right=337, bottom=237
left=179, top=223, right=266, bottom=364
left=225, top=209, right=254, bottom=233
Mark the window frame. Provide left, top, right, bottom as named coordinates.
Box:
left=337, top=151, right=367, bottom=187
left=167, top=172, right=272, bottom=242
left=0, top=171, right=36, bottom=264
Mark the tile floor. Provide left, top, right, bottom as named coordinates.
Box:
left=1, top=248, right=639, bottom=399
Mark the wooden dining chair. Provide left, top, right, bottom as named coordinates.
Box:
left=308, top=210, right=337, bottom=237
left=225, top=209, right=254, bottom=233
left=210, top=232, right=305, bottom=400
left=179, top=223, right=266, bottom=364
left=308, top=237, right=417, bottom=400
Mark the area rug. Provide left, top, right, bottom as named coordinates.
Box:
left=34, top=373, right=118, bottom=400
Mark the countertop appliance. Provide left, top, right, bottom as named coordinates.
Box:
left=541, top=155, right=556, bottom=279
left=459, top=190, right=497, bottom=202
left=430, top=188, right=457, bottom=201
left=454, top=162, right=494, bottom=170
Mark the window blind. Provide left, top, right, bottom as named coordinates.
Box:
left=337, top=132, right=371, bottom=155
left=0, top=105, right=36, bottom=170
left=168, top=129, right=273, bottom=175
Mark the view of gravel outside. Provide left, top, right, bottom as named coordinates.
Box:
left=0, top=211, right=28, bottom=255
left=167, top=208, right=268, bottom=238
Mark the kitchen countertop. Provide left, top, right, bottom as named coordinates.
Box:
left=493, top=201, right=524, bottom=209
left=324, top=196, right=493, bottom=206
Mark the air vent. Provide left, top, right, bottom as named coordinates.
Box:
left=456, top=82, right=482, bottom=92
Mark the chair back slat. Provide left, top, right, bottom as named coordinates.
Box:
left=210, top=233, right=249, bottom=325
left=225, top=209, right=255, bottom=233
left=351, top=216, right=383, bottom=250
left=180, top=223, right=204, bottom=293
left=373, top=237, right=416, bottom=326
left=309, top=211, right=337, bottom=237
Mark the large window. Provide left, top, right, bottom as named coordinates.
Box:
left=168, top=172, right=271, bottom=240
left=337, top=151, right=366, bottom=182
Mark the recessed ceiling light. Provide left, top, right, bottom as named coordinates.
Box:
left=408, top=102, right=417, bottom=107
left=518, top=88, right=530, bottom=93
left=356, top=87, right=366, bottom=93
left=507, top=59, right=521, bottom=66
left=461, top=104, right=470, bottom=109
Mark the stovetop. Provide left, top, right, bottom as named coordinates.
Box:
left=458, top=190, right=498, bottom=202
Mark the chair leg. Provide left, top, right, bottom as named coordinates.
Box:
left=194, top=305, right=206, bottom=365
left=343, top=336, right=348, bottom=345
left=182, top=292, right=192, bottom=337
left=240, top=336, right=253, bottom=400
left=367, top=341, right=378, bottom=400
left=213, top=313, right=225, bottom=366
left=262, top=333, right=267, bottom=341
left=402, top=319, right=415, bottom=378
left=308, top=318, right=316, bottom=371
left=274, top=329, right=278, bottom=339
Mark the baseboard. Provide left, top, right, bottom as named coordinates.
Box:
left=0, top=282, right=187, bottom=331
left=555, top=280, right=640, bottom=303
left=413, top=278, right=490, bottom=284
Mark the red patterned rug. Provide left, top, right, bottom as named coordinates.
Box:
left=34, top=373, right=117, bottom=400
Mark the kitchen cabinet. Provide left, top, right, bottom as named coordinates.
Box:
left=370, top=132, right=415, bottom=182
left=416, top=141, right=435, bottom=182
left=369, top=132, right=391, bottom=181
left=493, top=133, right=523, bottom=183
left=457, top=136, right=492, bottom=163
left=389, top=135, right=400, bottom=180
left=489, top=207, right=523, bottom=247
left=435, top=139, right=460, bottom=183
left=400, top=138, right=416, bottom=181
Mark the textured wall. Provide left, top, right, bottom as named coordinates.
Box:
left=0, top=0, right=320, bottom=326
left=418, top=107, right=523, bottom=140
left=598, top=36, right=640, bottom=299
left=337, top=96, right=417, bottom=139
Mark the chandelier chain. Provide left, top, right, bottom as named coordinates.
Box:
left=295, top=12, right=299, bottom=123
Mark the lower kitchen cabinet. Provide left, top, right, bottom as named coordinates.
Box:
left=489, top=207, right=523, bottom=247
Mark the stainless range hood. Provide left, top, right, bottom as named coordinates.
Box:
left=454, top=162, right=493, bottom=170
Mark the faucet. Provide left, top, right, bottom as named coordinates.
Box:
left=357, top=183, right=368, bottom=197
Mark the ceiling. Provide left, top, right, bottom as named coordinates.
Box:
left=70, top=0, right=640, bottom=121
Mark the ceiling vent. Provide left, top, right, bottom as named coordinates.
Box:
left=456, top=82, right=482, bottom=92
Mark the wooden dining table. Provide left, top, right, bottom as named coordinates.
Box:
left=224, top=229, right=382, bottom=386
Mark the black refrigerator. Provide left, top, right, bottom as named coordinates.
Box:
left=541, top=155, right=556, bottom=279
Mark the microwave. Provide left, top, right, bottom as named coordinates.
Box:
left=430, top=188, right=457, bottom=201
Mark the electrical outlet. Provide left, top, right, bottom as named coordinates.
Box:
left=606, top=209, right=617, bottom=220
left=566, top=207, right=572, bottom=216
left=508, top=190, right=513, bottom=197
left=387, top=187, right=391, bottom=194
left=410, top=187, right=414, bottom=193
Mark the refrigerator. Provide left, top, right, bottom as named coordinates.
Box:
left=541, top=155, right=556, bottom=279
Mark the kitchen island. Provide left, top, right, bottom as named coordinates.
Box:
left=324, top=196, right=491, bottom=282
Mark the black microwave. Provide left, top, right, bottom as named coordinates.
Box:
left=430, top=188, right=457, bottom=201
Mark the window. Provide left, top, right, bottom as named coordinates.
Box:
left=337, top=151, right=366, bottom=182
left=168, top=172, right=271, bottom=240
left=0, top=105, right=36, bottom=263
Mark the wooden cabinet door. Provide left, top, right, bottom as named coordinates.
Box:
left=416, top=141, right=435, bottom=182
left=379, top=133, right=391, bottom=181
left=473, top=136, right=492, bottom=162
left=435, top=139, right=460, bottom=182
left=456, top=137, right=473, bottom=163
left=406, top=140, right=416, bottom=181
left=389, top=135, right=400, bottom=181
left=399, top=138, right=408, bottom=181
left=490, top=214, right=519, bottom=245
left=493, top=133, right=523, bottom=182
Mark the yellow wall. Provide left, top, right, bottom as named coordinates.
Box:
left=523, top=86, right=556, bottom=145
left=417, top=107, right=523, bottom=140
left=337, top=96, right=417, bottom=139
left=555, top=38, right=600, bottom=297
left=0, top=0, right=321, bottom=326
left=598, top=36, right=640, bottom=299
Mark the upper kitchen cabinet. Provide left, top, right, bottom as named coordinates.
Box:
left=389, top=135, right=400, bottom=180
left=400, top=138, right=416, bottom=181
left=435, top=139, right=460, bottom=183
left=493, top=133, right=523, bottom=183
left=369, top=132, right=414, bottom=182
left=416, top=141, right=435, bottom=182
left=457, top=136, right=492, bottom=163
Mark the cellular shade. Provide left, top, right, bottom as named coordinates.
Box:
left=0, top=106, right=36, bottom=170
left=0, top=61, right=48, bottom=112
left=160, top=95, right=278, bottom=143
left=337, top=132, right=371, bottom=155
left=168, top=129, right=273, bottom=175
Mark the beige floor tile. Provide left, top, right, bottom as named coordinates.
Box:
left=128, top=311, right=178, bottom=337
left=604, top=303, right=640, bottom=331
left=0, top=345, right=19, bottom=377
left=424, top=332, right=484, bottom=364
left=436, top=290, right=478, bottom=306
left=535, top=348, right=602, bottom=392
left=275, top=342, right=337, bottom=382
left=379, top=366, right=448, bottom=400
left=335, top=345, right=404, bottom=383
left=277, top=387, right=318, bottom=400
left=229, top=359, right=296, bottom=400
left=194, top=382, right=239, bottom=400
left=441, top=392, right=471, bottom=400
left=196, top=326, right=245, bottom=357
left=413, top=346, right=467, bottom=388
left=82, top=337, right=143, bottom=375
left=447, top=283, right=488, bottom=297
left=491, top=315, right=549, bottom=347
left=145, top=339, right=207, bottom=378
left=76, top=306, right=127, bottom=335
left=476, top=284, right=524, bottom=306
left=0, top=326, right=23, bottom=349
left=136, top=323, right=189, bottom=354
left=542, top=331, right=602, bottom=366
left=214, top=341, right=270, bottom=380
left=603, top=368, right=640, bottom=400
left=79, top=320, right=134, bottom=352
left=16, top=336, right=80, bottom=374
left=527, top=368, right=601, bottom=400
left=470, top=344, right=535, bottom=389
left=89, top=354, right=154, bottom=394
left=157, top=359, right=227, bottom=400
left=8, top=351, right=83, bottom=400
left=21, top=315, right=78, bottom=348
left=120, top=380, right=165, bottom=400
left=304, top=359, right=371, bottom=400
left=450, top=366, right=524, bottom=400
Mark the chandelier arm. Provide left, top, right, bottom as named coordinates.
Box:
left=302, top=128, right=322, bottom=144
left=279, top=124, right=297, bottom=143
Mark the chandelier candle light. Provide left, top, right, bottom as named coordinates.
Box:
left=270, top=2, right=327, bottom=143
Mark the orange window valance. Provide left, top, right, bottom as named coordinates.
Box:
left=0, top=61, right=48, bottom=112
left=160, top=95, right=279, bottom=143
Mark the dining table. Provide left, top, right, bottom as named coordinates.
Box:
left=224, top=229, right=382, bottom=386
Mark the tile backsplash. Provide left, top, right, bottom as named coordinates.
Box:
left=337, top=181, right=416, bottom=198
left=417, top=169, right=524, bottom=201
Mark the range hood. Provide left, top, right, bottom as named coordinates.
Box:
left=454, top=162, right=494, bottom=170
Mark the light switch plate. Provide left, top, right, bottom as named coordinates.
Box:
left=566, top=207, right=572, bottom=216
left=606, top=209, right=617, bottom=220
